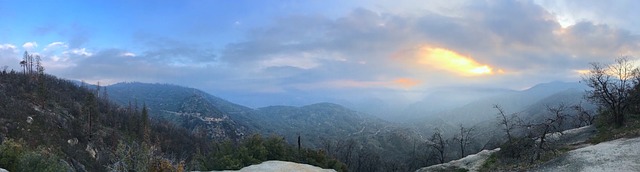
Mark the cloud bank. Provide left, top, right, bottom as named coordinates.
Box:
left=1, top=1, right=639, bottom=107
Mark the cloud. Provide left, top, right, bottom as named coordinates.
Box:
left=65, top=48, right=93, bottom=56
left=22, top=42, right=38, bottom=50
left=44, top=42, right=67, bottom=51
left=535, top=0, right=640, bottom=33
left=121, top=52, right=136, bottom=57
left=0, top=44, right=19, bottom=70
left=5, top=1, right=640, bottom=107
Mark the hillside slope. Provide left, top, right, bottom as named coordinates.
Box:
left=0, top=72, right=203, bottom=171
left=107, top=82, right=255, bottom=140
left=531, top=136, right=640, bottom=172
left=106, top=82, right=432, bottom=171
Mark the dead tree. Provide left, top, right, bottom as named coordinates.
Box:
left=453, top=124, right=475, bottom=158
left=584, top=57, right=639, bottom=126
left=571, top=103, right=595, bottom=127
left=429, top=128, right=447, bottom=163
left=494, top=104, right=520, bottom=142
left=546, top=103, right=568, bottom=134
left=521, top=104, right=568, bottom=162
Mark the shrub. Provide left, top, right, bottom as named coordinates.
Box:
left=0, top=139, right=25, bottom=171
left=16, top=149, right=70, bottom=172
left=496, top=137, right=535, bottom=163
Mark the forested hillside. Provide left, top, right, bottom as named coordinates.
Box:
left=107, top=83, right=432, bottom=171
left=0, top=70, right=344, bottom=171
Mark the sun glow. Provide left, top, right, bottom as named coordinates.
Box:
left=417, top=46, right=495, bottom=76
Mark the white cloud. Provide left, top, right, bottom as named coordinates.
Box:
left=0, top=43, right=20, bottom=70
left=121, top=52, right=136, bottom=57
left=22, top=42, right=38, bottom=50
left=65, top=48, right=92, bottom=56
left=535, top=0, right=640, bottom=34
left=0, top=44, right=17, bottom=50
left=44, top=42, right=68, bottom=51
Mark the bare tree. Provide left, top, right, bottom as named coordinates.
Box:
left=336, top=139, right=356, bottom=167
left=584, top=57, right=639, bottom=126
left=494, top=104, right=520, bottom=142
left=428, top=128, right=447, bottom=163
left=519, top=104, right=568, bottom=162
left=546, top=103, right=568, bottom=134
left=571, top=103, right=595, bottom=127
left=453, top=124, right=475, bottom=158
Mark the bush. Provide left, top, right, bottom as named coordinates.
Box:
left=16, top=150, right=70, bottom=172
left=0, top=139, right=25, bottom=171
left=0, top=139, right=70, bottom=172
left=496, top=137, right=535, bottom=163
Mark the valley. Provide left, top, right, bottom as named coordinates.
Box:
left=2, top=1, right=639, bottom=171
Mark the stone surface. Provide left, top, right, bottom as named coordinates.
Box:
left=207, top=160, right=336, bottom=172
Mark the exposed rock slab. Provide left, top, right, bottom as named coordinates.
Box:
left=207, top=160, right=336, bottom=172
left=416, top=148, right=500, bottom=172
left=530, top=137, right=640, bottom=172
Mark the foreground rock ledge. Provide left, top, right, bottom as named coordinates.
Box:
left=204, top=160, right=336, bottom=172
left=416, top=148, right=500, bottom=172
left=530, top=137, right=640, bottom=172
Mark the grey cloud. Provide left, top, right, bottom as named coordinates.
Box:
left=133, top=34, right=218, bottom=64
left=34, top=0, right=640, bottom=107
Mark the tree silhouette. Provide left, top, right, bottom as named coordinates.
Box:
left=584, top=57, right=639, bottom=126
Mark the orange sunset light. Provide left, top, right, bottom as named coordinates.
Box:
left=394, top=78, right=419, bottom=88
left=417, top=46, right=495, bottom=76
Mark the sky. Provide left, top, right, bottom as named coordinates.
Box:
left=1, top=0, right=640, bottom=108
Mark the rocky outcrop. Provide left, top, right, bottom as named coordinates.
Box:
left=530, top=137, right=640, bottom=172
left=416, top=148, right=500, bottom=172
left=207, top=161, right=336, bottom=172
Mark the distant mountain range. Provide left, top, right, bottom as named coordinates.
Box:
left=404, top=81, right=592, bottom=125
left=104, top=80, right=594, bottom=171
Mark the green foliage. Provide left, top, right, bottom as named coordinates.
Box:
left=0, top=139, right=26, bottom=171
left=590, top=113, right=640, bottom=143
left=108, top=141, right=152, bottom=171
left=16, top=149, right=70, bottom=172
left=496, top=138, right=535, bottom=162
left=200, top=134, right=346, bottom=172
left=480, top=153, right=497, bottom=171
left=0, top=71, right=347, bottom=172
left=0, top=139, right=69, bottom=172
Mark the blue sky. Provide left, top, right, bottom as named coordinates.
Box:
left=1, top=0, right=640, bottom=108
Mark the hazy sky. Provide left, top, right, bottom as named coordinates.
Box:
left=1, top=0, right=639, bottom=107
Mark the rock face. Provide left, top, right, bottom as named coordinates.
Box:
left=531, top=137, right=640, bottom=172
left=416, top=148, right=500, bottom=172
left=208, top=161, right=336, bottom=172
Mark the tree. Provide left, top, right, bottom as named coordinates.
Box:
left=546, top=103, right=568, bottom=133
left=520, top=104, right=568, bottom=161
left=84, top=91, right=99, bottom=141
left=142, top=103, right=150, bottom=143
left=584, top=57, right=639, bottom=126
left=494, top=104, right=520, bottom=142
left=428, top=128, right=447, bottom=163
left=453, top=124, right=475, bottom=158
left=571, top=103, right=595, bottom=127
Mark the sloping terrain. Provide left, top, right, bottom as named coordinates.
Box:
left=107, top=82, right=430, bottom=171
left=107, top=82, right=255, bottom=140
left=431, top=81, right=589, bottom=126
left=416, top=126, right=599, bottom=172
left=531, top=137, right=640, bottom=172
left=0, top=72, right=205, bottom=171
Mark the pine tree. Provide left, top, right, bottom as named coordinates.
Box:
left=141, top=103, right=150, bottom=143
